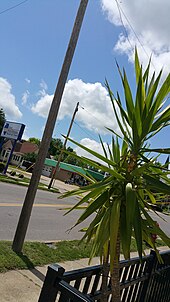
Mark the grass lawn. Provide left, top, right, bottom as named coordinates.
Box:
left=0, top=241, right=93, bottom=272
left=0, top=239, right=166, bottom=273
left=0, top=173, right=59, bottom=193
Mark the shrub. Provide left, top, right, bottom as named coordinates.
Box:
left=0, top=162, right=5, bottom=173
left=18, top=174, right=24, bottom=179
left=10, top=171, right=16, bottom=176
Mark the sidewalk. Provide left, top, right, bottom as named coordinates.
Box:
left=8, top=168, right=78, bottom=194
left=39, top=174, right=78, bottom=194
left=0, top=246, right=169, bottom=302
left=0, top=258, right=100, bottom=302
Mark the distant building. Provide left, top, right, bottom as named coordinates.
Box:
left=42, top=158, right=104, bottom=183
left=0, top=139, right=39, bottom=166
left=0, top=141, right=104, bottom=184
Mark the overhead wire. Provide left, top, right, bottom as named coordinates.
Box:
left=54, top=105, right=107, bottom=143
left=114, top=0, right=157, bottom=70
left=73, top=120, right=100, bottom=143
left=54, top=110, right=101, bottom=144
left=79, top=105, right=108, bottom=134
left=114, top=0, right=134, bottom=51
left=115, top=0, right=170, bottom=104
left=0, top=0, right=29, bottom=16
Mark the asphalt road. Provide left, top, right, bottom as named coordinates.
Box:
left=0, top=182, right=87, bottom=241
left=0, top=182, right=170, bottom=242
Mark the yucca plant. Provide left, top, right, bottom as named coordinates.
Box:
left=61, top=49, right=170, bottom=301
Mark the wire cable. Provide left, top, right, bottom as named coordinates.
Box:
left=79, top=105, right=108, bottom=133
left=0, top=0, right=29, bottom=16
left=115, top=0, right=134, bottom=51
left=73, top=121, right=100, bottom=143
left=115, top=0, right=156, bottom=70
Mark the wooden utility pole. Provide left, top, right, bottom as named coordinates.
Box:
left=48, top=102, right=79, bottom=190
left=12, top=0, right=89, bottom=253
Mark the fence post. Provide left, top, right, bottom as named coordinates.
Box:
left=38, top=264, right=65, bottom=302
left=138, top=250, right=157, bottom=302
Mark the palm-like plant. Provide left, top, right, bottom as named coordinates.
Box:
left=61, top=50, right=170, bottom=301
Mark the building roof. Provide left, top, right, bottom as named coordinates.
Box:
left=2, top=140, right=39, bottom=154
left=44, top=158, right=103, bottom=181
left=18, top=141, right=39, bottom=154
left=1, top=140, right=13, bottom=150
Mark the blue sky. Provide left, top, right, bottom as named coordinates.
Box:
left=0, top=0, right=169, bottom=162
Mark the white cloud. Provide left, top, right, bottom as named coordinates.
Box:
left=101, top=0, right=170, bottom=76
left=74, top=138, right=108, bottom=163
left=40, top=79, right=48, bottom=91
left=22, top=132, right=29, bottom=141
left=32, top=94, right=53, bottom=117
left=0, top=77, right=22, bottom=120
left=25, top=78, right=31, bottom=84
left=31, top=79, right=119, bottom=135
left=22, top=90, right=30, bottom=105
left=37, top=79, right=48, bottom=97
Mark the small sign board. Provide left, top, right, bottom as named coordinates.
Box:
left=1, top=121, right=25, bottom=140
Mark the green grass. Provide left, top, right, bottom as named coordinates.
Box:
left=0, top=239, right=167, bottom=273
left=0, top=241, right=93, bottom=272
left=0, top=174, right=59, bottom=193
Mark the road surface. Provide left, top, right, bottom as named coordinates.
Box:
left=0, top=182, right=87, bottom=241
left=0, top=182, right=169, bottom=242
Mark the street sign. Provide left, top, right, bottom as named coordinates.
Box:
left=1, top=121, right=25, bottom=140
left=0, top=121, right=25, bottom=175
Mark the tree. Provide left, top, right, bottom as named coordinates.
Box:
left=49, top=138, right=63, bottom=157
left=67, top=146, right=74, bottom=153
left=61, top=50, right=170, bottom=301
left=0, top=108, right=5, bottom=134
left=64, top=150, right=78, bottom=165
left=23, top=152, right=38, bottom=163
left=63, top=148, right=89, bottom=167
left=28, top=137, right=41, bottom=146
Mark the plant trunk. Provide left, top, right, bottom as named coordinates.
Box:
left=111, top=234, right=120, bottom=302
left=102, top=244, right=110, bottom=302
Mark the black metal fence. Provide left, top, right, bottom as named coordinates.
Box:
left=38, top=250, right=170, bottom=302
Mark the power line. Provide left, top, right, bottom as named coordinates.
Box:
left=0, top=0, right=29, bottom=16
left=115, top=0, right=134, bottom=50
left=115, top=0, right=156, bottom=70
left=73, top=120, right=100, bottom=143
left=115, top=0, right=147, bottom=55
left=79, top=105, right=108, bottom=133
left=80, top=105, right=101, bottom=123
left=55, top=105, right=111, bottom=141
